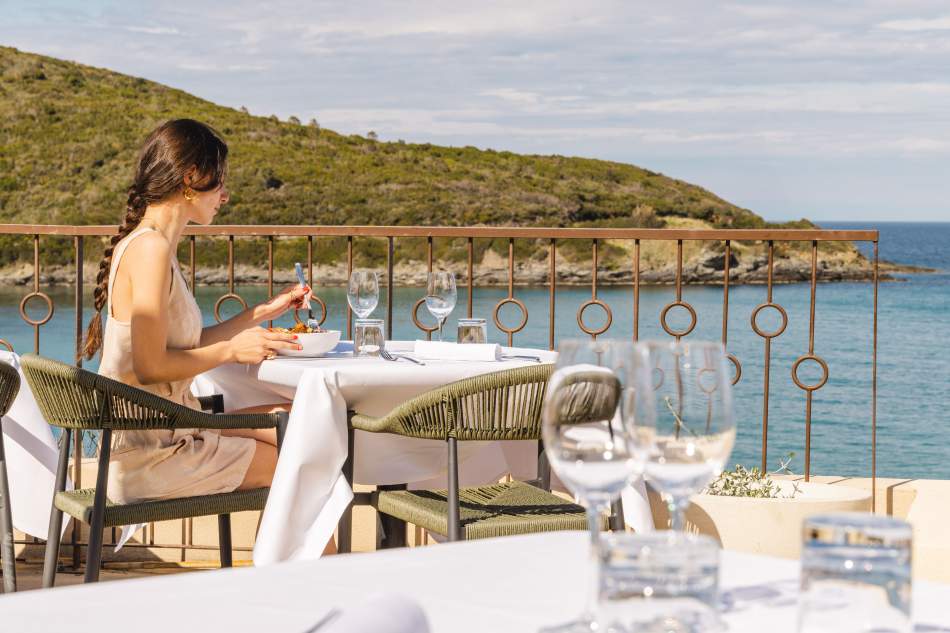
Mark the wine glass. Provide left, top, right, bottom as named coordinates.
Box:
left=540, top=339, right=648, bottom=633
left=347, top=271, right=379, bottom=319
left=631, top=340, right=736, bottom=532
left=425, top=272, right=457, bottom=341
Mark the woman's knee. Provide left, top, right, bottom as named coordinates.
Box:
left=239, top=441, right=277, bottom=489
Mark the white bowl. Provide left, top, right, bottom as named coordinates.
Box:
left=277, top=330, right=342, bottom=357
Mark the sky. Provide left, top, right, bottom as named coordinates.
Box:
left=2, top=0, right=949, bottom=223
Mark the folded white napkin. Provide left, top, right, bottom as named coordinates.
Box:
left=323, top=593, right=430, bottom=633
left=413, top=340, right=500, bottom=361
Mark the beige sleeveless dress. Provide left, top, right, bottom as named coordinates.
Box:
left=99, top=226, right=256, bottom=504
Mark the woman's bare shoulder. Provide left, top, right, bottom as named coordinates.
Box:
left=122, top=229, right=172, bottom=262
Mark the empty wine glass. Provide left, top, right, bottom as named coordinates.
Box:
left=425, top=272, right=457, bottom=341
left=631, top=340, right=736, bottom=532
left=347, top=271, right=379, bottom=319
left=540, top=339, right=648, bottom=633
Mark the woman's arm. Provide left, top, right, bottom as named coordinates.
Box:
left=199, top=285, right=311, bottom=347
left=126, top=234, right=298, bottom=385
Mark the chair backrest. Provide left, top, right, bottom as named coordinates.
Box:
left=375, top=364, right=555, bottom=442
left=0, top=360, right=20, bottom=418
left=20, top=354, right=205, bottom=431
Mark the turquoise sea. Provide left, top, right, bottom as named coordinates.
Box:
left=1, top=222, right=947, bottom=479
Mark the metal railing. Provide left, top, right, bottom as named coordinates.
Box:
left=0, top=223, right=880, bottom=561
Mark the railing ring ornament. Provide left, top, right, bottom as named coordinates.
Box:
left=492, top=297, right=529, bottom=335
left=750, top=302, right=788, bottom=339
left=411, top=298, right=439, bottom=334
left=659, top=300, right=697, bottom=338
left=292, top=295, right=328, bottom=326
left=791, top=354, right=829, bottom=391
left=0, top=339, right=13, bottom=352
left=576, top=298, right=612, bottom=337
left=727, top=353, right=742, bottom=386
left=213, top=293, right=248, bottom=323
left=19, top=291, right=54, bottom=326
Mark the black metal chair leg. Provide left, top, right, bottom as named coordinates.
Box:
left=377, top=484, right=408, bottom=549
left=218, top=514, right=232, bottom=568
left=42, top=429, right=71, bottom=589
left=84, top=429, right=111, bottom=583
left=0, top=427, right=17, bottom=593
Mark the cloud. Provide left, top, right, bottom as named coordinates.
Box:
left=125, top=25, right=181, bottom=36
left=877, top=16, right=950, bottom=31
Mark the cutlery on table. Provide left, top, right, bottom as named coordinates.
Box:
left=379, top=349, right=426, bottom=365
left=500, top=354, right=543, bottom=363
left=301, top=607, right=342, bottom=632
left=293, top=262, right=316, bottom=326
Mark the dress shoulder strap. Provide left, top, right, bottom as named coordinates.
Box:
left=106, top=226, right=158, bottom=317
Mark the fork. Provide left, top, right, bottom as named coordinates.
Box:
left=379, top=348, right=426, bottom=365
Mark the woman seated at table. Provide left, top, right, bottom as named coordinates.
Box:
left=81, top=119, right=306, bottom=513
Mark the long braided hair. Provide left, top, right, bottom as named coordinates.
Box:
left=81, top=119, right=228, bottom=360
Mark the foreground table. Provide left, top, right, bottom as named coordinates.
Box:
left=2, top=532, right=947, bottom=632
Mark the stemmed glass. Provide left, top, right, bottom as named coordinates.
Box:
left=540, top=339, right=648, bottom=633
left=347, top=271, right=379, bottom=319
left=631, top=340, right=736, bottom=532
left=425, top=272, right=457, bottom=341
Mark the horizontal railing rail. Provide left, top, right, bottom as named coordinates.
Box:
left=0, top=223, right=879, bottom=565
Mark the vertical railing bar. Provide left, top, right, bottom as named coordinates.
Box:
left=189, top=236, right=196, bottom=295
left=387, top=237, right=394, bottom=340
left=591, top=239, right=598, bottom=340
left=72, top=235, right=83, bottom=570
left=426, top=237, right=434, bottom=342
left=675, top=239, right=683, bottom=301
left=467, top=237, right=474, bottom=319
left=633, top=239, right=640, bottom=342
left=721, top=240, right=730, bottom=346
left=32, top=234, right=39, bottom=353
left=761, top=240, right=775, bottom=472
left=804, top=240, right=818, bottom=481
left=307, top=237, right=313, bottom=288
left=267, top=236, right=274, bottom=329
left=346, top=237, right=353, bottom=339
left=872, top=240, right=879, bottom=511
left=227, top=235, right=235, bottom=296
left=548, top=239, right=556, bottom=351
left=507, top=238, right=515, bottom=347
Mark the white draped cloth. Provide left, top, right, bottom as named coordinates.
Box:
left=0, top=351, right=70, bottom=539
left=194, top=341, right=653, bottom=565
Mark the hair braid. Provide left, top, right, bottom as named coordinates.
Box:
left=80, top=187, right=148, bottom=360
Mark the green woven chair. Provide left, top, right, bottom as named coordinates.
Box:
left=20, top=354, right=287, bottom=586
left=344, top=363, right=618, bottom=544
left=0, top=360, right=21, bottom=592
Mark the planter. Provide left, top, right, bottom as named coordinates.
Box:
left=648, top=480, right=872, bottom=559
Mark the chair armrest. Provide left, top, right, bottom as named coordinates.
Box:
left=190, top=410, right=283, bottom=431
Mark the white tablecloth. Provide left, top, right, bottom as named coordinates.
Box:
left=196, top=341, right=652, bottom=565
left=1, top=531, right=947, bottom=631
left=0, top=351, right=70, bottom=539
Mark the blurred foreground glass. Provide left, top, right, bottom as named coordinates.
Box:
left=599, top=532, right=722, bottom=633
left=632, top=341, right=735, bottom=532
left=354, top=319, right=385, bottom=356
left=799, top=513, right=912, bottom=633
left=540, top=339, right=647, bottom=633
left=347, top=271, right=379, bottom=319
left=425, top=272, right=457, bottom=341
left=457, top=318, right=488, bottom=344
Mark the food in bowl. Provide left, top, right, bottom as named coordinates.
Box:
left=269, top=325, right=341, bottom=357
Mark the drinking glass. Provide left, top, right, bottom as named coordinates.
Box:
left=631, top=340, right=735, bottom=532
left=354, top=318, right=385, bottom=356
left=347, top=271, right=379, bottom=319
left=599, top=532, right=721, bottom=633
left=425, top=272, right=457, bottom=341
left=799, top=513, right=912, bottom=633
left=540, top=339, right=648, bottom=633
left=457, top=318, right=488, bottom=344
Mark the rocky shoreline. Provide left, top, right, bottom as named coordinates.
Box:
left=0, top=251, right=928, bottom=287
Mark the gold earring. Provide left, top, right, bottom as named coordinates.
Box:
left=183, top=186, right=197, bottom=201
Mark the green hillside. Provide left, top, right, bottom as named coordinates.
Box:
left=0, top=46, right=821, bottom=272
